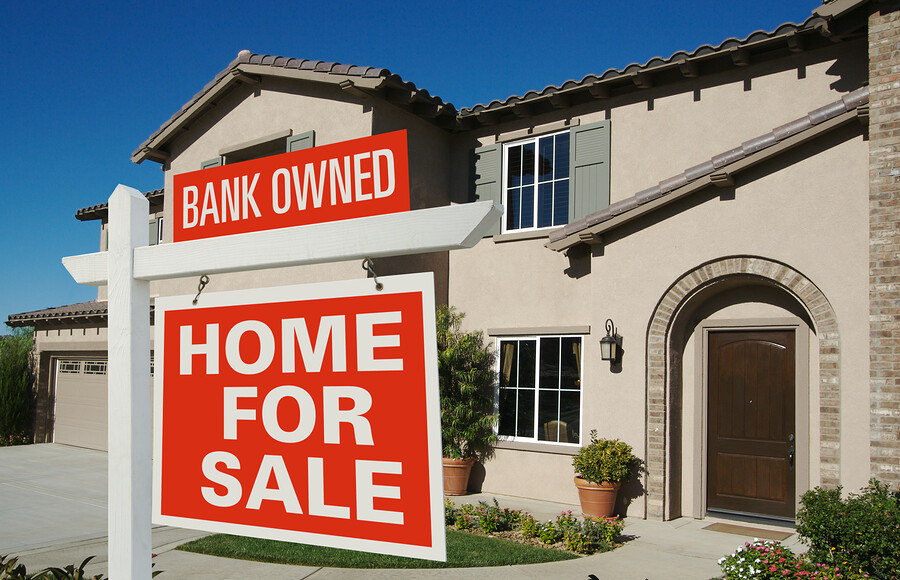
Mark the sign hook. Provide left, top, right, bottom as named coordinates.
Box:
left=192, top=274, right=210, bottom=305
left=361, top=258, right=383, bottom=291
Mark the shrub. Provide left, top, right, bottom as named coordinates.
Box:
left=584, top=516, right=625, bottom=546
left=563, top=528, right=592, bottom=554
left=436, top=306, right=497, bottom=460
left=442, top=499, right=621, bottom=556
left=454, top=512, right=475, bottom=530
left=555, top=510, right=580, bottom=534
left=559, top=516, right=623, bottom=555
left=572, top=429, right=637, bottom=484
left=538, top=522, right=560, bottom=544
left=796, top=479, right=900, bottom=579
left=719, top=539, right=870, bottom=580
left=520, top=514, right=539, bottom=539
left=0, top=329, right=34, bottom=444
left=719, top=539, right=800, bottom=579
left=444, top=498, right=457, bottom=526
left=473, top=500, right=518, bottom=534
left=0, top=554, right=118, bottom=579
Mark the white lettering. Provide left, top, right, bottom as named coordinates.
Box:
left=356, top=312, right=403, bottom=371
left=281, top=316, right=346, bottom=373
left=372, top=149, right=395, bottom=199
left=225, top=320, right=275, bottom=375
left=180, top=324, right=219, bottom=375
left=303, top=161, right=327, bottom=209
left=200, top=182, right=220, bottom=226
left=183, top=186, right=199, bottom=229
left=246, top=455, right=303, bottom=513
left=353, top=152, right=372, bottom=201
left=272, top=168, right=291, bottom=214
left=201, top=451, right=242, bottom=508
left=323, top=386, right=373, bottom=445
left=356, top=460, right=403, bottom=524
left=223, top=386, right=257, bottom=440
left=222, top=177, right=240, bottom=222
left=307, top=457, right=350, bottom=519
left=329, top=157, right=352, bottom=205
left=290, top=166, right=306, bottom=210
left=242, top=173, right=262, bottom=219
left=262, top=385, right=316, bottom=443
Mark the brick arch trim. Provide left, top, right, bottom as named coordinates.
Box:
left=644, top=256, right=840, bottom=520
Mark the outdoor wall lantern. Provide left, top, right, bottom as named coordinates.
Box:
left=600, top=318, right=622, bottom=365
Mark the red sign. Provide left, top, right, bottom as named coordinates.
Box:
left=173, top=130, right=410, bottom=242
left=152, top=274, right=445, bottom=561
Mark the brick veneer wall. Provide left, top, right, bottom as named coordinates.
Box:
left=644, top=256, right=840, bottom=520
left=869, top=2, right=900, bottom=484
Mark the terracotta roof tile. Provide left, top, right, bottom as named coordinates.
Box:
left=742, top=133, right=778, bottom=155
left=635, top=186, right=664, bottom=205
left=134, top=51, right=454, bottom=160
left=7, top=301, right=109, bottom=326
left=460, top=16, right=829, bottom=115
left=809, top=100, right=849, bottom=124
left=773, top=117, right=813, bottom=141
left=75, top=188, right=164, bottom=221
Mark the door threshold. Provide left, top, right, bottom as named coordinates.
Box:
left=706, top=509, right=795, bottom=528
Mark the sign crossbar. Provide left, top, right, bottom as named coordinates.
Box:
left=63, top=201, right=500, bottom=286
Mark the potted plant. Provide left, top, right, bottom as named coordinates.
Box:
left=572, top=429, right=637, bottom=518
left=436, top=305, right=497, bottom=495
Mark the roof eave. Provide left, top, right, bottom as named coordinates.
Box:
left=814, top=0, right=870, bottom=20
left=132, top=64, right=405, bottom=165
left=458, top=16, right=852, bottom=124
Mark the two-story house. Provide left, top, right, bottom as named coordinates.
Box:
left=10, top=0, right=898, bottom=522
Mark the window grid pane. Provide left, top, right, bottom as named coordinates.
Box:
left=498, top=336, right=581, bottom=444
left=504, top=131, right=570, bottom=232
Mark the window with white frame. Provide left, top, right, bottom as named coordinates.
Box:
left=497, top=335, right=582, bottom=444
left=503, top=131, right=570, bottom=232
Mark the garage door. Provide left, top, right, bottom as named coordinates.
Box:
left=53, top=359, right=108, bottom=451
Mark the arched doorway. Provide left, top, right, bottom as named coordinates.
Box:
left=645, top=256, right=840, bottom=520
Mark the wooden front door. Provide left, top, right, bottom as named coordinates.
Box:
left=707, top=330, right=796, bottom=519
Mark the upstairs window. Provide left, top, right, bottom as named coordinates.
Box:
left=497, top=335, right=582, bottom=444
left=471, top=120, right=610, bottom=237
left=504, top=131, right=570, bottom=232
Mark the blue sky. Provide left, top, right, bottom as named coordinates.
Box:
left=0, top=0, right=819, bottom=332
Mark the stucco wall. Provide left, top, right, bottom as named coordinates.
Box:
left=448, top=41, right=869, bottom=517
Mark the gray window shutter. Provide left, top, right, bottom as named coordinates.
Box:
left=201, top=157, right=223, bottom=169
left=149, top=218, right=159, bottom=246
left=569, top=120, right=611, bottom=222
left=471, top=144, right=502, bottom=236
left=287, top=131, right=316, bottom=152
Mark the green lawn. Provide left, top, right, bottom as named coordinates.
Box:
left=177, top=530, right=579, bottom=569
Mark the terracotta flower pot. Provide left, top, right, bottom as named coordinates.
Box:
left=443, top=457, right=476, bottom=495
left=574, top=476, right=621, bottom=518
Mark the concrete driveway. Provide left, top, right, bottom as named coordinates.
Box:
left=0, top=443, right=108, bottom=554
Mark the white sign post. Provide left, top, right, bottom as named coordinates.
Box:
left=63, top=184, right=500, bottom=578
left=106, top=186, right=152, bottom=579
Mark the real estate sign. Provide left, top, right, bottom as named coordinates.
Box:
left=173, top=130, right=410, bottom=242
left=152, top=273, right=446, bottom=561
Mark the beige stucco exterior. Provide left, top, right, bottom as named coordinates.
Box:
left=448, top=38, right=870, bottom=517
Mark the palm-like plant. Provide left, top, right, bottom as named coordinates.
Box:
left=436, top=305, right=497, bottom=460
